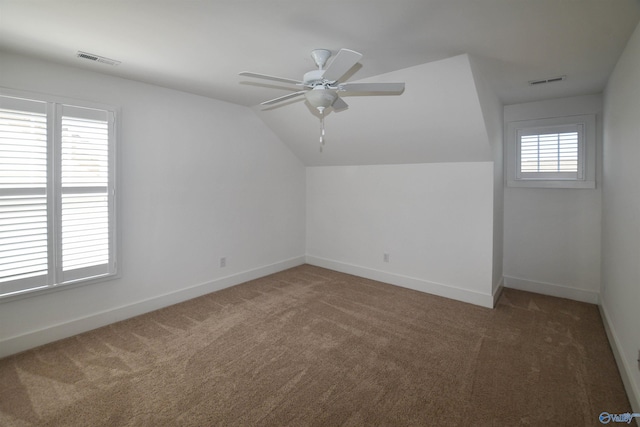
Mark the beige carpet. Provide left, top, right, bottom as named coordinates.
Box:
left=0, top=265, right=631, bottom=426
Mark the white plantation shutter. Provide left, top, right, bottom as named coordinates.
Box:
left=0, top=93, right=117, bottom=298
left=0, top=98, right=50, bottom=295
left=506, top=115, right=595, bottom=189
left=516, top=123, right=584, bottom=181
left=60, top=105, right=113, bottom=283
left=520, top=132, right=578, bottom=172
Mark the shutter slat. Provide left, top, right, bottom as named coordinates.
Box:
left=0, top=238, right=49, bottom=254
left=1, top=265, right=48, bottom=282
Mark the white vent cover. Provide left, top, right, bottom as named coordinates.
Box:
left=77, top=51, right=121, bottom=66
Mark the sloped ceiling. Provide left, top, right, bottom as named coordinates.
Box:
left=1, top=0, right=639, bottom=165
left=255, top=54, right=493, bottom=165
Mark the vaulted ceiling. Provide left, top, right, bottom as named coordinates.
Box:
left=1, top=0, right=639, bottom=165
left=256, top=54, right=496, bottom=165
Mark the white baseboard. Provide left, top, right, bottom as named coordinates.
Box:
left=493, top=276, right=504, bottom=307
left=503, top=275, right=599, bottom=304
left=599, top=303, right=640, bottom=417
left=0, top=256, right=305, bottom=359
left=306, top=255, right=495, bottom=308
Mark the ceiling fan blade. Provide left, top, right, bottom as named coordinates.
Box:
left=239, top=71, right=302, bottom=86
left=322, top=49, right=363, bottom=82
left=331, top=96, right=349, bottom=112
left=337, top=82, right=405, bottom=93
left=260, top=90, right=307, bottom=106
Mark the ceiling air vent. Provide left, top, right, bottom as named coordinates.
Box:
left=528, top=75, right=566, bottom=86
left=77, top=51, right=121, bottom=66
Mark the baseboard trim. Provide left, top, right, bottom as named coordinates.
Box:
left=0, top=256, right=305, bottom=359
left=599, top=303, right=640, bottom=416
left=493, top=276, right=504, bottom=307
left=306, top=255, right=494, bottom=308
left=503, top=275, right=599, bottom=304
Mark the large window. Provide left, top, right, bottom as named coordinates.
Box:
left=0, top=91, right=118, bottom=299
left=506, top=115, right=596, bottom=188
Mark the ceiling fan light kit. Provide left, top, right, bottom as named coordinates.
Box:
left=239, top=48, right=405, bottom=152
left=304, top=87, right=338, bottom=110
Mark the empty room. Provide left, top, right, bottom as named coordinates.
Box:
left=1, top=0, right=639, bottom=425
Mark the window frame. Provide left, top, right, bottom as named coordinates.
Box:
left=506, top=114, right=596, bottom=189
left=0, top=87, right=120, bottom=302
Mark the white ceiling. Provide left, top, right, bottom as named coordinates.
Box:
left=1, top=0, right=639, bottom=165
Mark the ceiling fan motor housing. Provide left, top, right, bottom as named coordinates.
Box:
left=303, top=69, right=327, bottom=87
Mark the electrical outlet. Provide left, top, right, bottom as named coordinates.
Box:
left=383, top=253, right=390, bottom=263
left=219, top=257, right=226, bottom=268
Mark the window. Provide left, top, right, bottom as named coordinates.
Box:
left=506, top=115, right=596, bottom=188
left=0, top=90, right=118, bottom=299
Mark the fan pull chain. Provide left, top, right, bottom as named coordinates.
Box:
left=319, top=109, right=326, bottom=152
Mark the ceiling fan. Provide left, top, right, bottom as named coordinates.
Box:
left=239, top=48, right=405, bottom=151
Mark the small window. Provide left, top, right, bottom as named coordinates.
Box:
left=506, top=115, right=596, bottom=188
left=0, top=90, right=119, bottom=300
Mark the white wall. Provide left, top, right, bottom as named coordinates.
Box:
left=306, top=162, right=496, bottom=307
left=0, top=51, right=306, bottom=357
left=303, top=56, right=503, bottom=309
left=502, top=94, right=602, bottom=303
left=601, top=20, right=640, bottom=412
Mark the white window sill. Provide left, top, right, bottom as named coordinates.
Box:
left=506, top=179, right=596, bottom=189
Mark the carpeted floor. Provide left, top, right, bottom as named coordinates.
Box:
left=0, top=265, right=631, bottom=426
